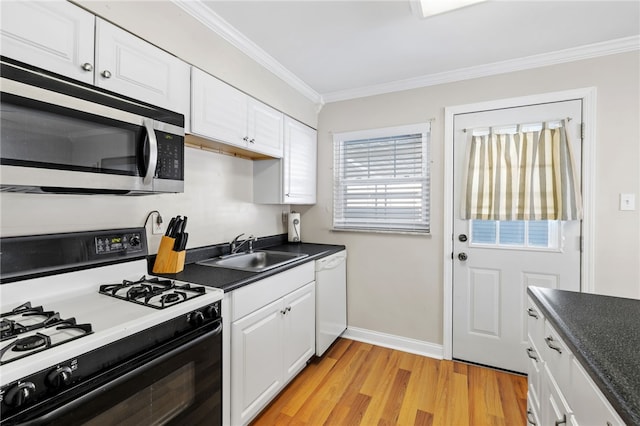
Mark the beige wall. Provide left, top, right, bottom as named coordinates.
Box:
left=73, top=0, right=319, bottom=128
left=300, top=51, right=640, bottom=345
left=0, top=148, right=288, bottom=251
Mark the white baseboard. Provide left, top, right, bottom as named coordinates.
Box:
left=342, top=326, right=444, bottom=360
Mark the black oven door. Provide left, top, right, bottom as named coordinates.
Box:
left=20, top=322, right=222, bottom=426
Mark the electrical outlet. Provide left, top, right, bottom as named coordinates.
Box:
left=151, top=212, right=164, bottom=234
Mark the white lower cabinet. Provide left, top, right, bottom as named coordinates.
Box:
left=229, top=263, right=315, bottom=425
left=527, top=295, right=624, bottom=426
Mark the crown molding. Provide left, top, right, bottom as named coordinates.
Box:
left=322, top=35, right=640, bottom=103
left=171, top=0, right=638, bottom=107
left=172, top=0, right=324, bottom=106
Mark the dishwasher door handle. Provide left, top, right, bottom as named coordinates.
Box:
left=316, top=252, right=347, bottom=271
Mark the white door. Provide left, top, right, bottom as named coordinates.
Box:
left=247, top=98, right=284, bottom=158
left=0, top=1, right=95, bottom=84
left=283, top=117, right=318, bottom=204
left=191, top=67, right=248, bottom=148
left=452, top=100, right=582, bottom=373
left=231, top=298, right=283, bottom=425
left=95, top=19, right=190, bottom=115
left=282, top=282, right=315, bottom=380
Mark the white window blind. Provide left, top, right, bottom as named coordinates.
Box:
left=333, top=123, right=430, bottom=234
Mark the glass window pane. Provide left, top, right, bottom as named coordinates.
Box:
left=528, top=221, right=550, bottom=247
left=499, top=221, right=525, bottom=245
left=471, top=220, right=496, bottom=244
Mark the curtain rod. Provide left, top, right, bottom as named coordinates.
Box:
left=462, top=117, right=572, bottom=133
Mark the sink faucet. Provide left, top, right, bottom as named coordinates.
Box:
left=230, top=233, right=256, bottom=254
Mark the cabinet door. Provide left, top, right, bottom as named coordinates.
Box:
left=191, top=68, right=248, bottom=148
left=568, top=357, right=625, bottom=426
left=0, top=1, right=95, bottom=84
left=282, top=282, right=316, bottom=381
left=247, top=99, right=284, bottom=158
left=283, top=117, right=317, bottom=204
left=94, top=19, right=190, bottom=115
left=231, top=298, right=284, bottom=426
left=541, top=366, right=573, bottom=426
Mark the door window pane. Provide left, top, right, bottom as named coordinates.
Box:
left=499, top=221, right=525, bottom=245
left=470, top=220, right=558, bottom=250
left=528, top=221, right=550, bottom=247
left=471, top=220, right=496, bottom=244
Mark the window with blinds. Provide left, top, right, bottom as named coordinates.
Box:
left=333, top=123, right=430, bottom=234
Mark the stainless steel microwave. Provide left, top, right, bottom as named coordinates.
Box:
left=0, top=57, right=184, bottom=195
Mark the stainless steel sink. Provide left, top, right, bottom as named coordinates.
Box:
left=196, top=250, right=308, bottom=272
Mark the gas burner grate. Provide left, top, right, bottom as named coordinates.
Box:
left=0, top=302, right=65, bottom=341
left=99, top=276, right=205, bottom=309
left=0, top=318, right=93, bottom=365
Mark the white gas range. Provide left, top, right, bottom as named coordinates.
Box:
left=0, top=228, right=223, bottom=425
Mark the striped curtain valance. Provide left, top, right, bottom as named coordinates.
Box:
left=461, top=121, right=582, bottom=221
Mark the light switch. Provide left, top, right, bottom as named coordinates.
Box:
left=620, top=193, right=636, bottom=211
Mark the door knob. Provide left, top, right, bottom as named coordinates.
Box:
left=458, top=252, right=468, bottom=261
left=101, top=70, right=112, bottom=79
left=458, top=234, right=468, bottom=242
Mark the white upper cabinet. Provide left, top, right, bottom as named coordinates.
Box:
left=0, top=2, right=190, bottom=116
left=283, top=117, right=317, bottom=204
left=94, top=19, right=190, bottom=115
left=0, top=1, right=95, bottom=84
left=247, top=98, right=284, bottom=158
left=191, top=67, right=284, bottom=158
left=191, top=67, right=248, bottom=148
left=253, top=117, right=317, bottom=205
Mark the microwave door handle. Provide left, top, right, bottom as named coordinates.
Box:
left=142, top=119, right=158, bottom=185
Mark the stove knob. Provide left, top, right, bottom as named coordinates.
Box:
left=5, top=382, right=36, bottom=408
left=47, top=366, right=73, bottom=390
left=205, top=304, right=220, bottom=319
left=189, top=310, right=205, bottom=327
left=130, top=235, right=141, bottom=247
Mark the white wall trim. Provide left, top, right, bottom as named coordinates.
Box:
left=442, top=87, right=597, bottom=360
left=171, top=0, right=324, bottom=106
left=342, top=326, right=444, bottom=360
left=323, top=36, right=638, bottom=103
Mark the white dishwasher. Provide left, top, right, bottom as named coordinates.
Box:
left=315, top=250, right=347, bottom=356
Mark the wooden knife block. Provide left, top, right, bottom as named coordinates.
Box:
left=152, top=236, right=186, bottom=274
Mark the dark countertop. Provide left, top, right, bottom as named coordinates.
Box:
left=151, top=235, right=345, bottom=292
left=527, top=287, right=640, bottom=425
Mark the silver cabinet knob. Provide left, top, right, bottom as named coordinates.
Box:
left=81, top=62, right=93, bottom=72
left=249, top=138, right=255, bottom=144
left=458, top=252, right=468, bottom=261
left=242, top=136, right=249, bottom=142
left=101, top=70, right=112, bottom=79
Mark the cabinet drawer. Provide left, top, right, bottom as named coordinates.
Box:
left=568, top=357, right=624, bottom=426
left=527, top=394, right=540, bottom=426
left=231, top=262, right=314, bottom=321
left=542, top=364, right=573, bottom=426
left=526, top=337, right=542, bottom=413
left=526, top=298, right=546, bottom=357
left=542, top=321, right=571, bottom=391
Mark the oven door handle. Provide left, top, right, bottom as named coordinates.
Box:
left=22, top=320, right=222, bottom=425
left=142, top=119, right=158, bottom=185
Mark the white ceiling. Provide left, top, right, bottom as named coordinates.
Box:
left=187, top=0, right=640, bottom=103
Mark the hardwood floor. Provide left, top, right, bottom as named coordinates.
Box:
left=251, top=338, right=527, bottom=426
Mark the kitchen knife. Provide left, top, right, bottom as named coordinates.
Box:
left=171, top=216, right=182, bottom=238
left=180, top=232, right=188, bottom=251
left=165, top=217, right=177, bottom=237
